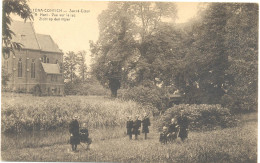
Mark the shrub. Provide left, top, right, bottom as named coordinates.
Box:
left=118, top=85, right=168, bottom=112
left=14, top=88, right=27, bottom=93
left=31, top=84, right=42, bottom=96
left=64, top=80, right=110, bottom=96
left=156, top=104, right=236, bottom=132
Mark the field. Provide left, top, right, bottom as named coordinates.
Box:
left=1, top=93, right=153, bottom=133
left=1, top=93, right=257, bottom=162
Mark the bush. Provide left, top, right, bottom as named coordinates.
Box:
left=31, top=84, right=42, bottom=96
left=14, top=88, right=27, bottom=93
left=118, top=85, right=168, bottom=112
left=221, top=93, right=257, bottom=114
left=156, top=104, right=236, bottom=132
left=64, top=80, right=110, bottom=96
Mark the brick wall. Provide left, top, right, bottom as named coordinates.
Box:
left=3, top=49, right=64, bottom=95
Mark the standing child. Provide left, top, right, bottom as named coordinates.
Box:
left=159, top=126, right=168, bottom=144
left=126, top=116, right=133, bottom=140
left=142, top=113, right=151, bottom=140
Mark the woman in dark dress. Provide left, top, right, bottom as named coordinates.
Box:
left=69, top=115, right=80, bottom=151
left=126, top=116, right=133, bottom=140
left=177, top=110, right=189, bottom=141
left=142, top=113, right=151, bottom=140
left=132, top=115, right=141, bottom=140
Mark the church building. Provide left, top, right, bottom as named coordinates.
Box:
left=2, top=21, right=64, bottom=95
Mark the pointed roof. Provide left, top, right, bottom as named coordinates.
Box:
left=9, top=20, right=63, bottom=53
left=36, top=34, right=62, bottom=53
left=41, top=63, right=61, bottom=74
left=10, top=21, right=40, bottom=50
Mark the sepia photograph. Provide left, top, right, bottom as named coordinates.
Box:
left=1, top=0, right=258, bottom=162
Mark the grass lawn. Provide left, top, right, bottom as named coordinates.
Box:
left=1, top=112, right=257, bottom=162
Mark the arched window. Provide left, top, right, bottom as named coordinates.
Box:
left=42, top=55, right=49, bottom=63
left=31, top=59, right=36, bottom=78
left=18, top=58, right=22, bottom=77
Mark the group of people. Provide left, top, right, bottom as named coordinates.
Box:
left=68, top=110, right=188, bottom=152
left=126, top=113, right=151, bottom=140
left=160, top=110, right=189, bottom=144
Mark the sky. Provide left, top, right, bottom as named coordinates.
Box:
left=11, top=1, right=200, bottom=66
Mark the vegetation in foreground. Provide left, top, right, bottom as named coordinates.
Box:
left=1, top=93, right=152, bottom=133
left=1, top=112, right=257, bottom=162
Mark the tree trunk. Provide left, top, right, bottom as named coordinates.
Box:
left=109, top=78, right=120, bottom=98
left=110, top=87, right=118, bottom=98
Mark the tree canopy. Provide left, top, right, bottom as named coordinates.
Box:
left=90, top=2, right=178, bottom=97
left=91, top=2, right=258, bottom=112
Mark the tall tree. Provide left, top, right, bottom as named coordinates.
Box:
left=172, top=3, right=258, bottom=110
left=91, top=2, right=177, bottom=97
left=77, top=51, right=88, bottom=82
left=63, top=51, right=79, bottom=83
left=222, top=3, right=258, bottom=112
left=172, top=3, right=231, bottom=104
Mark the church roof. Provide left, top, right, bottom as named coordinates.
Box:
left=9, top=21, right=63, bottom=53
left=41, top=63, right=61, bottom=74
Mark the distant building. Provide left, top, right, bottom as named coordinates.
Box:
left=2, top=21, right=64, bottom=95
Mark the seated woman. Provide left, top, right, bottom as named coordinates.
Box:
left=167, top=118, right=180, bottom=142
left=159, top=126, right=168, bottom=144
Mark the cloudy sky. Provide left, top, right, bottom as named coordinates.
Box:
left=11, top=1, right=200, bottom=66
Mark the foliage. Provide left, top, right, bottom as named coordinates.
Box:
left=1, top=68, right=10, bottom=88
left=156, top=104, right=236, bottom=132
left=64, top=77, right=110, bottom=96
left=172, top=3, right=230, bottom=104
left=167, top=3, right=258, bottom=112
left=31, top=84, right=42, bottom=96
left=118, top=83, right=167, bottom=113
left=63, top=51, right=90, bottom=94
left=63, top=51, right=79, bottom=82
left=77, top=51, right=88, bottom=82
left=221, top=3, right=258, bottom=112
left=1, top=93, right=151, bottom=133
left=90, top=2, right=178, bottom=97
left=91, top=2, right=257, bottom=111
left=2, top=0, right=33, bottom=58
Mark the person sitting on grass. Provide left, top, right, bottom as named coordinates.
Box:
left=167, top=118, right=180, bottom=142
left=69, top=115, right=80, bottom=152
left=126, top=116, right=133, bottom=140
left=142, top=113, right=151, bottom=140
left=159, top=126, right=168, bottom=144
left=79, top=123, right=92, bottom=150
left=132, top=115, right=141, bottom=140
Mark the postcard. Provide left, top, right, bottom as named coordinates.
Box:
left=1, top=1, right=258, bottom=162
